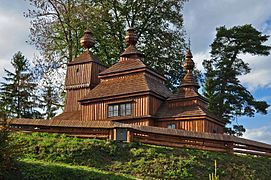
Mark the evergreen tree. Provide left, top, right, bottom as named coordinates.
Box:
left=39, top=83, right=62, bottom=119
left=203, top=24, right=270, bottom=136
left=0, top=51, right=41, bottom=118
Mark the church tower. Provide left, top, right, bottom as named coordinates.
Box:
left=64, top=31, right=107, bottom=113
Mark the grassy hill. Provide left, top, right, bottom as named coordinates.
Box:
left=4, top=132, right=271, bottom=179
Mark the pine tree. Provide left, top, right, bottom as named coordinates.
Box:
left=39, top=83, right=62, bottom=119
left=203, top=24, right=270, bottom=136
left=0, top=51, right=41, bottom=118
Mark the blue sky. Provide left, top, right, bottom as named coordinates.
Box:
left=0, top=1, right=270, bottom=144
left=184, top=0, right=271, bottom=144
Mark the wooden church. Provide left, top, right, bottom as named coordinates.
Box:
left=8, top=28, right=271, bottom=156
left=50, top=27, right=225, bottom=134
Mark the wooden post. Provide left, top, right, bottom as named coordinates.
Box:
left=108, top=129, right=114, bottom=140
left=113, top=128, right=117, bottom=141
left=127, top=129, right=134, bottom=142
left=225, top=142, right=234, bottom=154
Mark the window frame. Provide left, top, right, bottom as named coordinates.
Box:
left=167, top=123, right=176, bottom=129
left=107, top=102, right=132, bottom=118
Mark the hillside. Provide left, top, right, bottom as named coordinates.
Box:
left=4, top=132, right=271, bottom=179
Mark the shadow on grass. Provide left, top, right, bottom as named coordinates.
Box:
left=4, top=160, right=134, bottom=180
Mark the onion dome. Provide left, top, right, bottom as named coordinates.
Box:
left=181, top=49, right=199, bottom=89
left=120, top=27, right=144, bottom=59
left=80, top=31, right=95, bottom=50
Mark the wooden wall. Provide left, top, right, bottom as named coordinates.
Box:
left=156, top=119, right=224, bottom=134
left=118, top=118, right=153, bottom=126
left=91, top=63, right=107, bottom=86
left=149, top=96, right=162, bottom=115
left=204, top=120, right=224, bottom=133
left=65, top=62, right=106, bottom=87
left=65, top=63, right=91, bottom=86
left=81, top=95, right=162, bottom=122
left=156, top=120, right=204, bottom=132
left=81, top=96, right=151, bottom=121
left=64, top=88, right=92, bottom=112
left=64, top=62, right=106, bottom=112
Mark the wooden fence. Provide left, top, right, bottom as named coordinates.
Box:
left=5, top=118, right=271, bottom=157
left=127, top=125, right=271, bottom=157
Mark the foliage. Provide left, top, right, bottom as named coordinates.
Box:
left=25, top=0, right=188, bottom=90
left=0, top=51, right=41, bottom=119
left=0, top=119, right=11, bottom=176
left=9, top=132, right=271, bottom=179
left=203, top=24, right=271, bottom=136
left=38, top=81, right=63, bottom=119
left=0, top=119, right=22, bottom=178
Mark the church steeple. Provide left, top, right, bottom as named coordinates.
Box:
left=63, top=29, right=107, bottom=112
left=120, top=27, right=144, bottom=61
left=180, top=49, right=200, bottom=90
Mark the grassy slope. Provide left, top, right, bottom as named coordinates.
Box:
left=6, top=132, right=271, bottom=180
left=10, top=159, right=134, bottom=180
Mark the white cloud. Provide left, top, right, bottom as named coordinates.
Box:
left=238, top=54, right=271, bottom=91
left=243, top=125, right=271, bottom=144
left=184, top=0, right=271, bottom=91
left=184, top=0, right=271, bottom=52
left=192, top=50, right=210, bottom=71
left=0, top=1, right=37, bottom=80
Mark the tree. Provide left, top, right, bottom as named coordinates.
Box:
left=25, top=0, right=188, bottom=90
left=203, top=24, right=271, bottom=136
left=0, top=52, right=41, bottom=118
left=39, top=82, right=63, bottom=119
left=0, top=118, right=12, bottom=176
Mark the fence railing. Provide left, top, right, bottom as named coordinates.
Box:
left=6, top=118, right=271, bottom=157
left=129, top=125, right=271, bottom=157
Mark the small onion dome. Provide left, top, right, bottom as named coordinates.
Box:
left=125, top=27, right=137, bottom=46
left=181, top=49, right=199, bottom=89
left=184, top=49, right=195, bottom=71
left=120, top=27, right=144, bottom=59
left=80, top=31, right=95, bottom=50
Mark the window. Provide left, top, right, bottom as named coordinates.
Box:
left=108, top=103, right=132, bottom=117
left=167, top=123, right=176, bottom=129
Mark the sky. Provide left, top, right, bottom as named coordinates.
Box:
left=183, top=0, right=271, bottom=144
left=0, top=1, right=270, bottom=144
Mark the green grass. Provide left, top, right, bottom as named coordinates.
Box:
left=7, top=158, right=134, bottom=180
left=5, top=132, right=271, bottom=179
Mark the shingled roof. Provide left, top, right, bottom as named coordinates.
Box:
left=52, top=111, right=81, bottom=120
left=68, top=50, right=103, bottom=66
left=80, top=72, right=172, bottom=102
left=168, top=87, right=202, bottom=100
left=99, top=58, right=146, bottom=76
left=156, top=104, right=206, bottom=118
left=81, top=27, right=171, bottom=102
left=9, top=118, right=114, bottom=128
left=155, top=102, right=224, bottom=124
